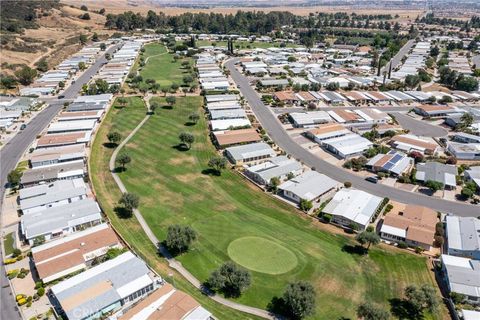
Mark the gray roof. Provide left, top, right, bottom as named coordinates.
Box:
left=465, top=167, right=480, bottom=187
left=415, top=162, right=457, bottom=187
left=205, top=94, right=238, bottom=103
left=19, top=178, right=85, bottom=200
left=259, top=79, right=289, bottom=86
left=279, top=170, right=338, bottom=201
left=20, top=161, right=85, bottom=185
left=226, top=142, right=275, bottom=161
left=20, top=181, right=87, bottom=211
left=51, top=252, right=152, bottom=320
left=246, top=156, right=302, bottom=183
left=210, top=109, right=247, bottom=120
left=446, top=216, right=480, bottom=253
left=66, top=102, right=108, bottom=112
left=21, top=199, right=101, bottom=239
left=442, top=255, right=480, bottom=298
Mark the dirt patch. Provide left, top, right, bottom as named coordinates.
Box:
left=175, top=173, right=202, bottom=183
left=168, top=155, right=196, bottom=166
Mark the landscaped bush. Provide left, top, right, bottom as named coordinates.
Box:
left=397, top=241, right=408, bottom=249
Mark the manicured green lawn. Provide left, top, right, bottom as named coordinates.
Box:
left=113, top=96, right=442, bottom=320
left=89, top=96, right=261, bottom=320
left=139, top=43, right=192, bottom=87
left=196, top=40, right=299, bottom=49
left=3, top=232, right=15, bottom=256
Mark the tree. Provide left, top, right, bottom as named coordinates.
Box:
left=182, top=74, right=193, bottom=85
left=0, top=74, right=17, bottom=89
left=79, top=34, right=88, bottom=45
left=456, top=76, right=479, bottom=92
left=405, top=74, right=420, bottom=88
left=99, top=8, right=106, bottom=15
left=459, top=112, right=474, bottom=130
left=299, top=199, right=313, bottom=212
left=119, top=192, right=139, bottom=214
left=80, top=4, right=88, bottom=11
left=91, top=33, right=98, bottom=42
left=179, top=132, right=194, bottom=149
left=404, top=284, right=439, bottom=315
left=282, top=281, right=316, bottom=319
left=268, top=176, right=281, bottom=193
left=107, top=131, right=122, bottom=145
left=116, top=153, right=131, bottom=170
left=166, top=96, right=176, bottom=107
left=35, top=58, right=48, bottom=72
left=78, top=62, right=86, bottom=71
left=170, top=83, right=179, bottom=92
left=356, top=231, right=380, bottom=250
left=208, top=156, right=227, bottom=175
left=7, top=170, right=22, bottom=187
left=207, top=261, right=251, bottom=297
left=100, top=43, right=106, bottom=51
left=165, top=225, right=197, bottom=254
left=161, top=87, right=169, bottom=96
left=15, top=66, right=37, bottom=85
left=425, top=180, right=444, bottom=192
left=430, top=46, right=439, bottom=57
left=80, top=13, right=91, bottom=20
left=357, top=302, right=390, bottom=320
left=149, top=101, right=159, bottom=114
left=188, top=112, right=200, bottom=124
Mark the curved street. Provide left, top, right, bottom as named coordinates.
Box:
left=225, top=58, right=479, bottom=217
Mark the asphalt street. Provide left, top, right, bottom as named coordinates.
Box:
left=380, top=39, right=415, bottom=75
left=391, top=112, right=448, bottom=137
left=225, top=58, right=479, bottom=217
left=0, top=44, right=119, bottom=320
left=272, top=105, right=414, bottom=114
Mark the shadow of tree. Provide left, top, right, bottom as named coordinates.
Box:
left=172, top=144, right=189, bottom=152
left=162, top=105, right=173, bottom=110
left=184, top=122, right=196, bottom=126
left=103, top=142, right=118, bottom=149
left=341, top=244, right=367, bottom=255
left=201, top=168, right=221, bottom=176
left=114, top=206, right=132, bottom=219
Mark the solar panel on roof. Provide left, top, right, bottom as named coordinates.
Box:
left=390, top=154, right=402, bottom=163
left=383, top=162, right=395, bottom=170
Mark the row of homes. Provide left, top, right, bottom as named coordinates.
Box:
left=273, top=89, right=480, bottom=107
left=202, top=87, right=386, bottom=231
left=11, top=38, right=214, bottom=320
left=197, top=51, right=229, bottom=91
left=20, top=43, right=105, bottom=96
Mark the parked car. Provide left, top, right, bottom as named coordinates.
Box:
left=365, top=176, right=379, bottom=184
left=20, top=124, right=27, bottom=130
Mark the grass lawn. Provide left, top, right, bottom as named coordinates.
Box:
left=111, top=95, right=443, bottom=320
left=3, top=232, right=15, bottom=256
left=89, top=96, right=262, bottom=320
left=196, top=40, right=299, bottom=49
left=139, top=43, right=193, bottom=88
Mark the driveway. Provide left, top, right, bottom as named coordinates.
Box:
left=225, top=58, right=479, bottom=217
left=391, top=112, right=448, bottom=137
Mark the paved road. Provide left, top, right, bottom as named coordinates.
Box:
left=472, top=55, right=480, bottom=69
left=391, top=112, right=448, bottom=137
left=380, top=39, right=415, bottom=75
left=107, top=96, right=274, bottom=320
left=0, top=44, right=119, bottom=320
left=225, top=58, right=479, bottom=217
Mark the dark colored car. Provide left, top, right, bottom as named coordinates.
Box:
left=365, top=176, right=379, bottom=184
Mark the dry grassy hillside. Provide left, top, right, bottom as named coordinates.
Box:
left=61, top=0, right=422, bottom=19
left=1, top=4, right=109, bottom=73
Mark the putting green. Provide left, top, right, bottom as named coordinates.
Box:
left=227, top=237, right=298, bottom=275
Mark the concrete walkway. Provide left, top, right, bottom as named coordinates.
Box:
left=108, top=95, right=275, bottom=320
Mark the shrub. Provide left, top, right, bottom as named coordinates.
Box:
left=36, top=287, right=45, bottom=297
left=415, top=246, right=424, bottom=254
left=397, top=241, right=408, bottom=249
left=344, top=181, right=352, bottom=188
left=322, top=213, right=332, bottom=223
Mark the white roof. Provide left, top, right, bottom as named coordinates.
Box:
left=323, top=133, right=373, bottom=157
left=210, top=118, right=251, bottom=131
left=279, top=170, right=338, bottom=201
left=323, top=189, right=383, bottom=226
left=380, top=224, right=407, bottom=238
